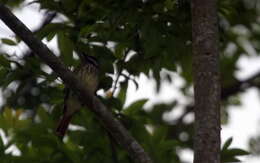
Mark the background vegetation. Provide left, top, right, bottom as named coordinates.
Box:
left=0, top=0, right=259, bottom=162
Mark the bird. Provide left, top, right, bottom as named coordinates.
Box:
left=56, top=53, right=99, bottom=138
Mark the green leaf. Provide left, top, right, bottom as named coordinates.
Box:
left=103, top=97, right=123, bottom=111
left=0, top=135, right=4, bottom=151
left=37, top=108, right=54, bottom=128
left=0, top=68, right=9, bottom=84
left=123, top=99, right=148, bottom=115
left=58, top=32, right=74, bottom=65
left=4, top=108, right=13, bottom=127
left=46, top=32, right=56, bottom=41
left=222, top=137, right=233, bottom=150
left=2, top=71, right=18, bottom=89
left=37, top=23, right=68, bottom=39
left=146, top=102, right=176, bottom=124
left=164, top=0, right=175, bottom=10
left=221, top=147, right=250, bottom=163
left=222, top=157, right=241, bottom=163
left=80, top=25, right=95, bottom=36
left=99, top=76, right=113, bottom=90
left=160, top=140, right=179, bottom=151
left=226, top=148, right=250, bottom=156
left=117, top=81, right=128, bottom=105
left=91, top=46, right=115, bottom=74
left=0, top=55, right=10, bottom=68
left=152, top=126, right=167, bottom=143
left=1, top=38, right=16, bottom=46
left=114, top=43, right=127, bottom=59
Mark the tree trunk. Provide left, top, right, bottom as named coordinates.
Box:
left=191, top=0, right=221, bottom=163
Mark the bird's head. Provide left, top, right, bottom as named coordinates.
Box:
left=79, top=53, right=99, bottom=68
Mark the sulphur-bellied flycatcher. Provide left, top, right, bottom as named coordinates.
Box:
left=56, top=54, right=99, bottom=138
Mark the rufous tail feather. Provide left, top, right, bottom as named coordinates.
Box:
left=56, top=115, right=72, bottom=139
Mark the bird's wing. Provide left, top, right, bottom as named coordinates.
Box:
left=62, top=65, right=81, bottom=114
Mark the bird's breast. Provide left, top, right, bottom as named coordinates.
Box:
left=76, top=65, right=99, bottom=94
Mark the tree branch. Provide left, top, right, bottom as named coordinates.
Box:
left=0, top=4, right=152, bottom=163
left=175, top=70, right=260, bottom=126
left=221, top=71, right=260, bottom=99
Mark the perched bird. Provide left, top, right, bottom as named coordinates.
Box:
left=56, top=54, right=99, bottom=138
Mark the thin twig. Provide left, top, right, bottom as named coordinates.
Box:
left=174, top=69, right=260, bottom=127
left=111, top=49, right=130, bottom=96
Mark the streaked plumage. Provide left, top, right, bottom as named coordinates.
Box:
left=56, top=55, right=99, bottom=138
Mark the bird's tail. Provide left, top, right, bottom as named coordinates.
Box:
left=56, top=115, right=72, bottom=139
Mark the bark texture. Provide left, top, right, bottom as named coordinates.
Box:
left=0, top=4, right=152, bottom=163
left=191, top=0, right=221, bottom=163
